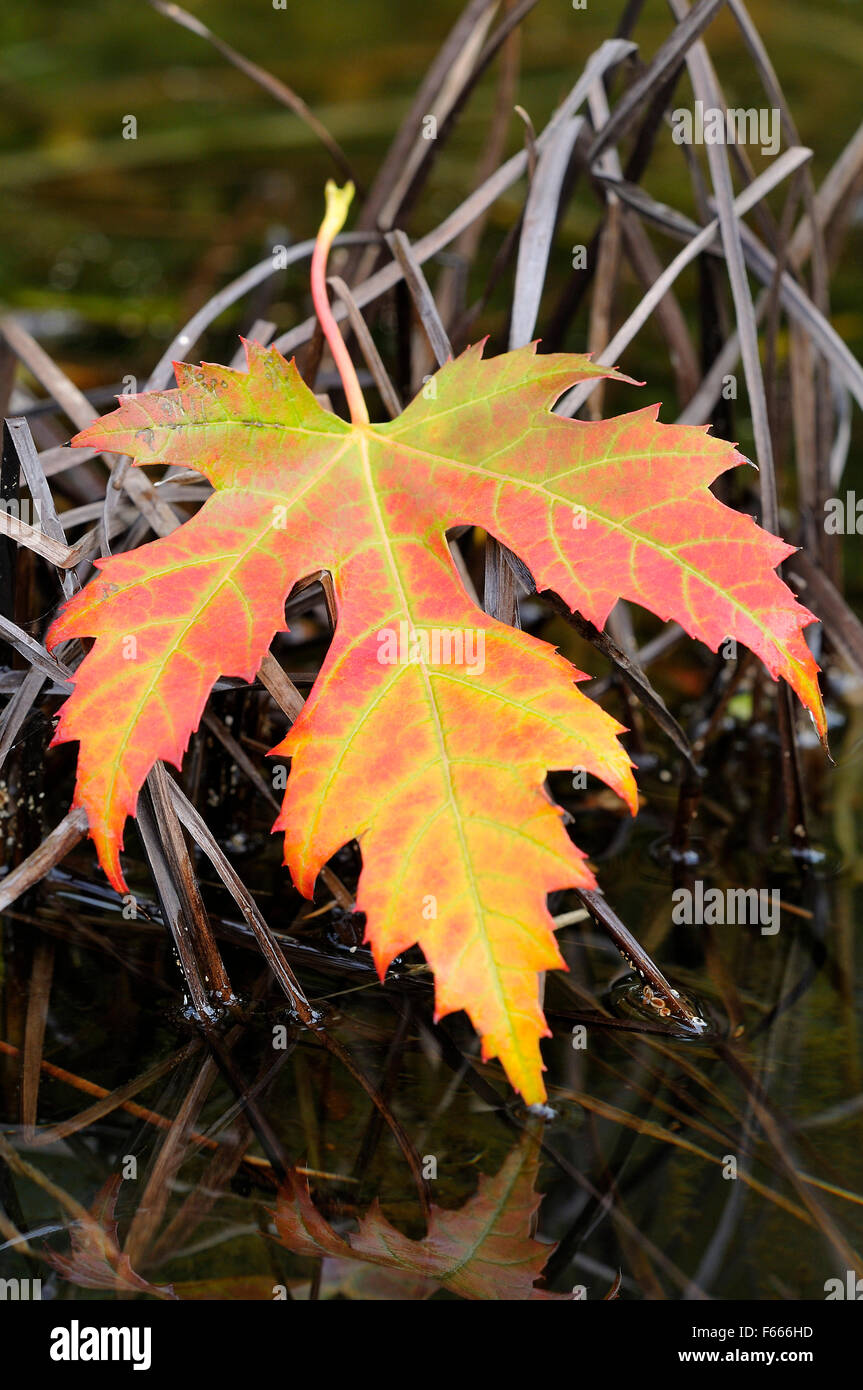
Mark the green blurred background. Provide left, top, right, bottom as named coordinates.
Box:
left=1, top=0, right=862, bottom=396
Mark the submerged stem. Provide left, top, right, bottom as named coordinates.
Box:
left=310, top=180, right=369, bottom=426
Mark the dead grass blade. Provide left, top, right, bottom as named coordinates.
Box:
left=0, top=807, right=88, bottom=914
left=589, top=0, right=727, bottom=163
left=1, top=318, right=179, bottom=537
left=273, top=40, right=637, bottom=359
left=149, top=0, right=358, bottom=185
left=326, top=276, right=402, bottom=417
left=509, top=116, right=584, bottom=349
left=19, top=938, right=54, bottom=1136
left=167, top=777, right=317, bottom=1025
left=557, top=146, right=812, bottom=415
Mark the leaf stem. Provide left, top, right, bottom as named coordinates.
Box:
left=311, top=181, right=369, bottom=426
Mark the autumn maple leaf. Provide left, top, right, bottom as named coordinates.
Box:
left=273, top=1133, right=567, bottom=1300
left=47, top=184, right=823, bottom=1104
left=43, top=1175, right=175, bottom=1299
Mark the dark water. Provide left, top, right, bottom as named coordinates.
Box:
left=3, top=612, right=862, bottom=1299
left=2, top=0, right=863, bottom=1301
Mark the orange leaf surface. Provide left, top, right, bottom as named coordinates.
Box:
left=47, top=339, right=823, bottom=1103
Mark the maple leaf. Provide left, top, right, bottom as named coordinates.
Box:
left=273, top=1134, right=567, bottom=1300
left=43, top=1176, right=176, bottom=1299
left=47, top=185, right=823, bottom=1105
